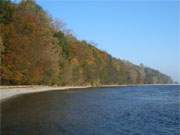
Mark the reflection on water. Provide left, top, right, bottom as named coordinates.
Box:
left=1, top=85, right=180, bottom=135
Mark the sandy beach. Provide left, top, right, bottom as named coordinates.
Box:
left=0, top=85, right=126, bottom=101
left=0, top=84, right=176, bottom=101
left=0, top=85, right=94, bottom=101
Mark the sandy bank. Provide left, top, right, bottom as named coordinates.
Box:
left=0, top=84, right=176, bottom=101
left=0, top=85, right=94, bottom=101
left=0, top=85, right=128, bottom=101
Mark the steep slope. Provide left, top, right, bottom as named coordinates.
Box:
left=0, top=0, right=173, bottom=85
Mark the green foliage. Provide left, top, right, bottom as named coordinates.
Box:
left=54, top=31, right=69, bottom=59
left=0, top=0, right=15, bottom=24
left=0, top=0, right=173, bottom=85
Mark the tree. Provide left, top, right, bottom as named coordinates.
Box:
left=1, top=0, right=60, bottom=84
left=0, top=0, right=173, bottom=86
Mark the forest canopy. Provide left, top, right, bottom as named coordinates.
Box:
left=0, top=0, right=173, bottom=85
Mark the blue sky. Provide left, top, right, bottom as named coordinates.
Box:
left=16, top=0, right=180, bottom=82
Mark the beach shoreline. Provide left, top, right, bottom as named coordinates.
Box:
left=0, top=85, right=91, bottom=102
left=0, top=85, right=128, bottom=101
left=0, top=84, right=177, bottom=101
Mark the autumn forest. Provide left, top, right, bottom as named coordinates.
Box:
left=0, top=0, right=173, bottom=86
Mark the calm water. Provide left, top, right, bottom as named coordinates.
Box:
left=1, top=85, right=180, bottom=135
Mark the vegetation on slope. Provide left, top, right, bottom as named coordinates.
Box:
left=0, top=0, right=173, bottom=86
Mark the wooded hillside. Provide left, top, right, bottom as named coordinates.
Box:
left=0, top=0, right=173, bottom=85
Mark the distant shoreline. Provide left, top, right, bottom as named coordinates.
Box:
left=0, top=84, right=178, bottom=101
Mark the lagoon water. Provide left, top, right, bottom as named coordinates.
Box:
left=1, top=85, right=180, bottom=135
